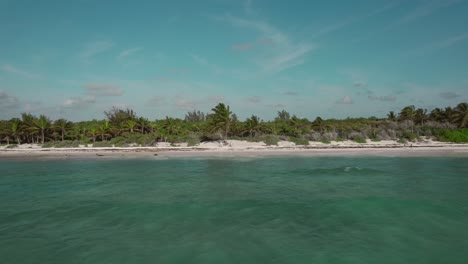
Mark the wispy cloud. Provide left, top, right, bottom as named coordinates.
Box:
left=232, top=43, right=253, bottom=51
left=310, top=1, right=401, bottom=39
left=1, top=64, right=41, bottom=79
left=368, top=95, right=397, bottom=102
left=146, top=96, right=166, bottom=107
left=61, top=96, right=96, bottom=108
left=0, top=89, right=20, bottom=109
left=246, top=96, right=261, bottom=103
left=117, top=47, right=143, bottom=60
left=80, top=41, right=114, bottom=62
left=191, top=54, right=209, bottom=66
left=221, top=15, right=314, bottom=74
left=440, top=91, right=460, bottom=99
left=283, top=91, right=298, bottom=96
left=84, top=83, right=124, bottom=96
left=397, top=0, right=461, bottom=25
left=336, top=96, right=354, bottom=104
left=244, top=0, right=253, bottom=15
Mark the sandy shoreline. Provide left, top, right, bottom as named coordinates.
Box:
left=1, top=140, right=467, bottom=159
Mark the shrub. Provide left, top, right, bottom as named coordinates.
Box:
left=320, top=139, right=331, bottom=144
left=353, top=137, right=367, bottom=144
left=402, top=131, right=418, bottom=141
left=42, top=140, right=82, bottom=148
left=6, top=144, right=18, bottom=149
left=434, top=129, right=468, bottom=143
left=264, top=135, right=279, bottom=146
left=187, top=135, right=201, bottom=146
left=371, top=138, right=381, bottom=142
left=290, top=137, right=309, bottom=145
left=92, top=141, right=113, bottom=147
left=322, top=132, right=338, bottom=141
left=397, top=138, right=407, bottom=144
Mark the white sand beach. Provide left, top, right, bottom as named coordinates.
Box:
left=1, top=139, right=467, bottom=159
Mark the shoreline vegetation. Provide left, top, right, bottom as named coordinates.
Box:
left=1, top=102, right=467, bottom=157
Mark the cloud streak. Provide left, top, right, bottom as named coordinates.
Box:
left=80, top=41, right=114, bottom=62
left=1, top=64, right=41, bottom=79
left=222, top=15, right=314, bottom=74
left=84, top=83, right=124, bottom=96
left=397, top=0, right=461, bottom=25
left=117, top=47, right=143, bottom=60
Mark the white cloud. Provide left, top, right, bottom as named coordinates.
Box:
left=84, top=83, right=124, bottom=96
left=117, top=47, right=143, bottom=60
left=336, top=96, right=353, bottom=104
left=146, top=96, right=166, bottom=107
left=80, top=41, right=114, bottom=62
left=0, top=90, right=20, bottom=109
left=368, top=95, right=397, bottom=102
left=397, top=0, right=461, bottom=25
left=246, top=96, right=261, bottom=103
left=221, top=15, right=314, bottom=74
left=62, top=96, right=96, bottom=108
left=440, top=92, right=460, bottom=99
left=191, top=54, right=209, bottom=66
left=1, top=64, right=41, bottom=79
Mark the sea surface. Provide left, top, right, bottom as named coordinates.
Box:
left=1, top=156, right=467, bottom=264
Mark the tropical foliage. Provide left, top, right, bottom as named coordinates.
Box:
left=1, top=102, right=468, bottom=146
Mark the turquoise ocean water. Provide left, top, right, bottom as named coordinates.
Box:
left=1, top=156, right=467, bottom=263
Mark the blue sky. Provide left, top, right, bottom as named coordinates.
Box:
left=1, top=0, right=467, bottom=121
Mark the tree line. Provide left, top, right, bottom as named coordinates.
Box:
left=0, top=102, right=467, bottom=146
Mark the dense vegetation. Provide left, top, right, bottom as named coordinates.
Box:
left=1, top=102, right=467, bottom=147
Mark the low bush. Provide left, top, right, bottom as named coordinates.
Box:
left=92, top=141, right=114, bottom=147
left=42, top=140, right=82, bottom=148
left=263, top=135, right=279, bottom=146
left=401, top=131, right=418, bottom=141
left=353, top=137, right=367, bottom=144
left=290, top=137, right=309, bottom=145
left=434, top=129, right=468, bottom=143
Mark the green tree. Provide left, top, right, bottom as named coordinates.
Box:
left=242, top=115, right=269, bottom=137
left=53, top=119, right=74, bottom=141
left=387, top=111, right=396, bottom=121
left=33, top=115, right=51, bottom=144
left=123, top=119, right=138, bottom=133
left=206, top=103, right=233, bottom=139
left=453, top=102, right=468, bottom=128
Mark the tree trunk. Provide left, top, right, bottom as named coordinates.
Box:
left=6, top=137, right=10, bottom=145
left=41, top=129, right=45, bottom=144
left=62, top=130, right=64, bottom=142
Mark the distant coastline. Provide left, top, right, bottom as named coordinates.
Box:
left=1, top=139, right=467, bottom=159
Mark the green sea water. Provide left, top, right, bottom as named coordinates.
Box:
left=1, top=156, right=468, bottom=264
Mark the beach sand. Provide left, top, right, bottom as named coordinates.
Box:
left=1, top=140, right=467, bottom=159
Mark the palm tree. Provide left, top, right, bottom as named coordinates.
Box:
left=33, top=115, right=51, bottom=144
left=453, top=102, right=468, bottom=128
left=275, top=110, right=290, bottom=122
left=414, top=108, right=428, bottom=125
left=312, top=117, right=324, bottom=133
left=387, top=111, right=396, bottom=121
left=429, top=108, right=445, bottom=122
left=137, top=117, right=151, bottom=134
left=87, top=128, right=98, bottom=143
left=242, top=115, right=269, bottom=137
left=398, top=105, right=417, bottom=134
left=21, top=113, right=38, bottom=143
left=4, top=118, right=23, bottom=144
left=398, top=105, right=416, bottom=121
left=97, top=120, right=112, bottom=141
left=53, top=119, right=73, bottom=141
left=207, top=103, right=233, bottom=139
left=161, top=117, right=181, bottom=135
left=123, top=119, right=138, bottom=133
